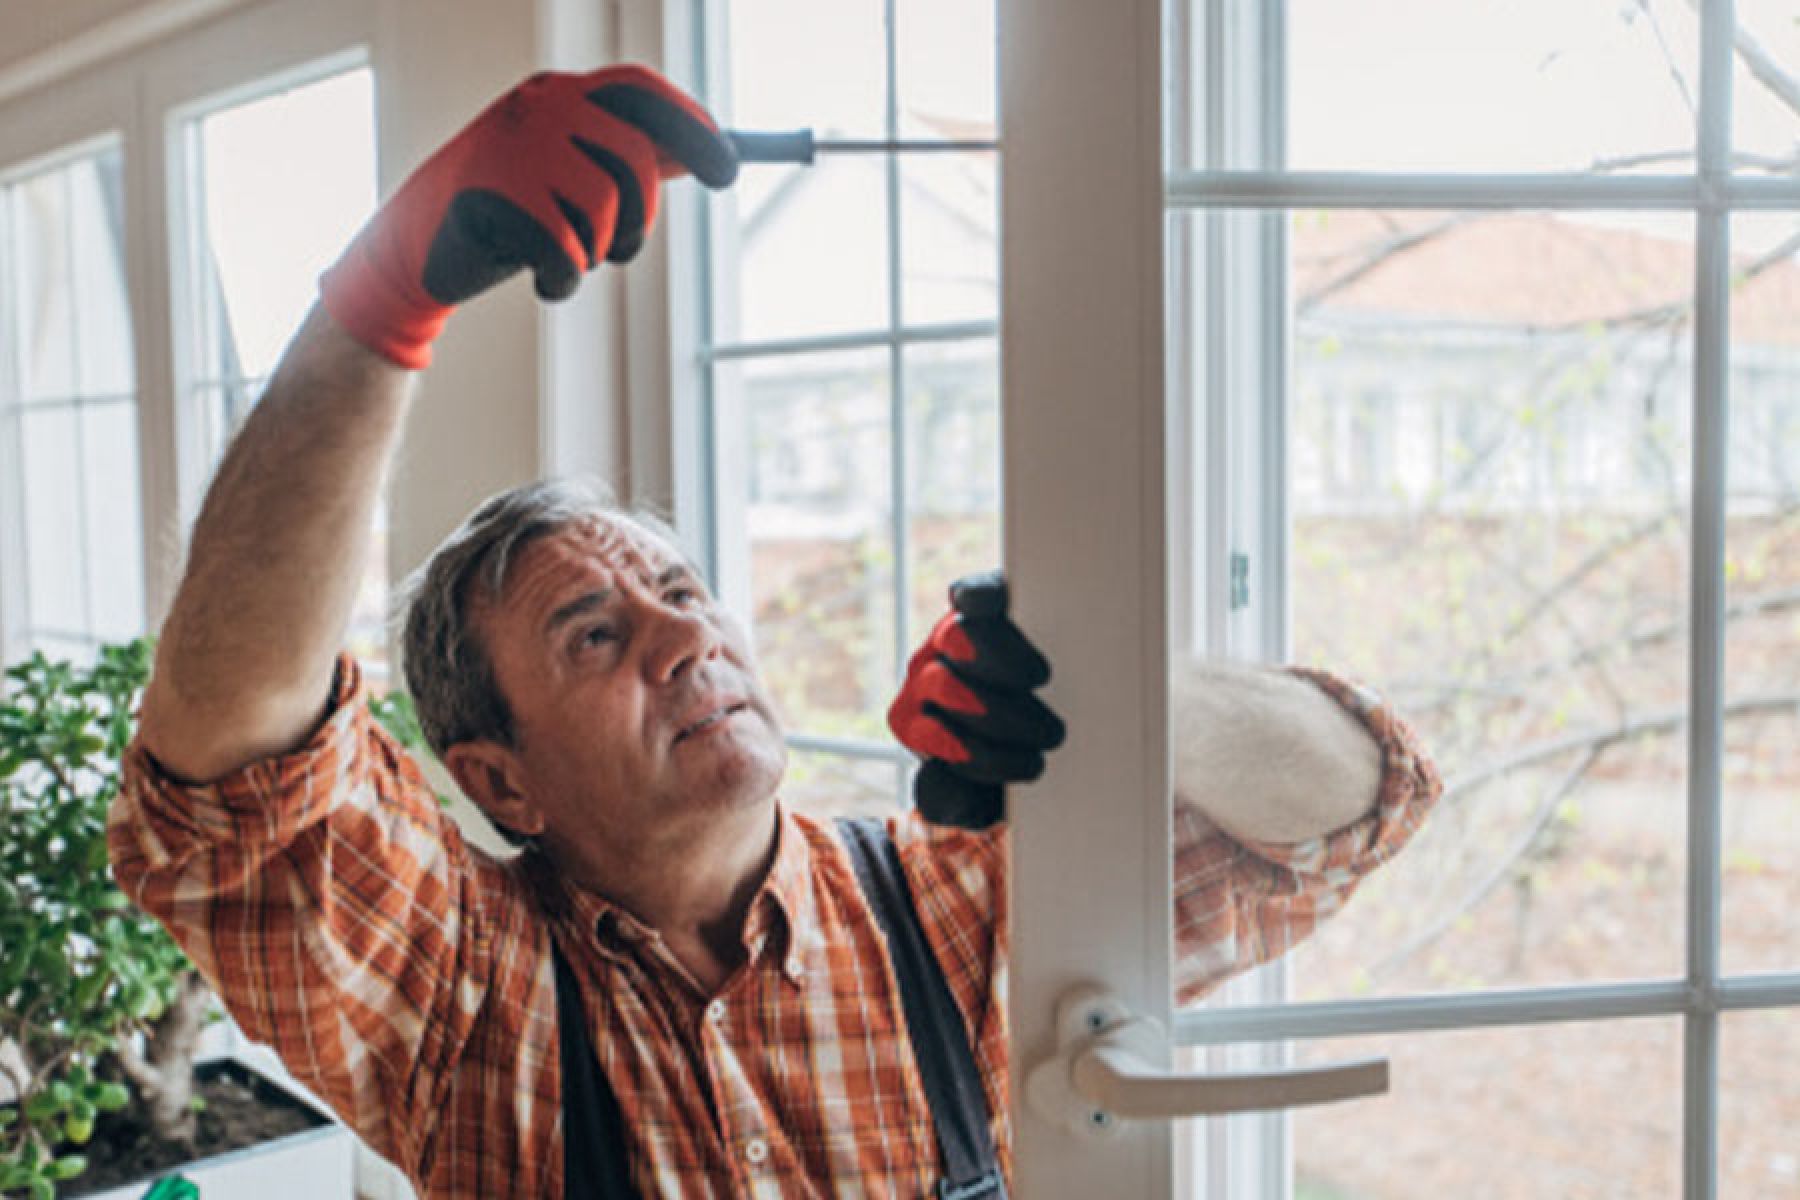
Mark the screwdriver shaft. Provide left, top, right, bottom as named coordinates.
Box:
left=727, top=128, right=996, bottom=165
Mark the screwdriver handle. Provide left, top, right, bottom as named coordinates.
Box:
left=727, top=128, right=816, bottom=165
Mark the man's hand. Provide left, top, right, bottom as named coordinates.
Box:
left=320, top=65, right=737, bottom=369
left=887, top=571, right=1066, bottom=829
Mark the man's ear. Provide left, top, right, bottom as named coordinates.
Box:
left=444, top=740, right=546, bottom=837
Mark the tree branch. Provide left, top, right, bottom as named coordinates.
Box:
left=1444, top=689, right=1800, bottom=797
left=1297, top=214, right=1484, bottom=313
left=1588, top=147, right=1800, bottom=174
left=1723, top=5, right=1800, bottom=120
left=1372, top=744, right=1603, bottom=977
left=1635, top=0, right=1698, bottom=117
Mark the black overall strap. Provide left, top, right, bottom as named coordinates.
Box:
left=553, top=937, right=638, bottom=1199
left=836, top=817, right=1008, bottom=1200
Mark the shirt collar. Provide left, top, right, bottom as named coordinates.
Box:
left=527, top=803, right=818, bottom=989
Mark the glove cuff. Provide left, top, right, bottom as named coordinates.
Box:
left=318, top=226, right=451, bottom=371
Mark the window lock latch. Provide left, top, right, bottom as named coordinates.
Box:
left=1229, top=552, right=1250, bottom=611
left=1024, top=984, right=1388, bottom=1138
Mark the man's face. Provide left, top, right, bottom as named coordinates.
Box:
left=468, top=516, right=787, bottom=854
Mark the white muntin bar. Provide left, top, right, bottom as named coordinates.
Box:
left=1720, top=175, right=1800, bottom=209
left=1685, top=0, right=1735, bottom=1195
left=1717, top=974, right=1800, bottom=1010
left=783, top=731, right=911, bottom=765
left=703, top=320, right=998, bottom=363
left=1175, top=980, right=1693, bottom=1045
left=1167, top=170, right=1704, bottom=211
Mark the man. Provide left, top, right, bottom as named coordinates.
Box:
left=109, top=66, right=1440, bottom=1198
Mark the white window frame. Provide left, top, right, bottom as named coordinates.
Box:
left=0, top=131, right=135, bottom=663
left=664, top=1, right=1800, bottom=1197
left=1171, top=3, right=1800, bottom=1199
left=0, top=0, right=387, bottom=650
left=0, top=67, right=144, bottom=665
left=666, top=0, right=1003, bottom=798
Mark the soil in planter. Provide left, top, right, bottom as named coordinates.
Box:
left=61, top=1062, right=330, bottom=1198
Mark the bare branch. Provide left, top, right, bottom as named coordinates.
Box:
left=110, top=1029, right=161, bottom=1098
left=1397, top=580, right=1800, bottom=712
left=1372, top=744, right=1602, bottom=977
left=1677, top=0, right=1800, bottom=123
left=1635, top=0, right=1698, bottom=117
left=1445, top=689, right=1800, bottom=797
left=1727, top=8, right=1800, bottom=121
left=1485, top=508, right=1681, bottom=660
left=1297, top=214, right=1483, bottom=313
left=1587, top=147, right=1800, bottom=174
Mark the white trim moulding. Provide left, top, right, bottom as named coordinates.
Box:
left=703, top=319, right=999, bottom=363
left=0, top=0, right=254, bottom=108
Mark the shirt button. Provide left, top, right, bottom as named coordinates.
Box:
left=743, top=1136, right=769, bottom=1166
left=707, top=998, right=727, bottom=1022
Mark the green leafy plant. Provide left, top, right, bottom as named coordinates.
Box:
left=0, top=641, right=431, bottom=1197
left=0, top=640, right=188, bottom=1199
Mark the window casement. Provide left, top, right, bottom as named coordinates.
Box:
left=680, top=1, right=1800, bottom=1197
left=676, top=0, right=1001, bottom=818
left=1171, top=2, right=1800, bottom=1198
left=0, top=139, right=143, bottom=663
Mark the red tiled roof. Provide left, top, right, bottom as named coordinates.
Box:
left=1293, top=210, right=1800, bottom=347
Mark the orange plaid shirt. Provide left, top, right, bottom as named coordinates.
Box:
left=108, top=658, right=1437, bottom=1198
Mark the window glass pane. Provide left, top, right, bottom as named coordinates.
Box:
left=181, top=66, right=384, bottom=676
left=31, top=634, right=96, bottom=665
left=1731, top=0, right=1800, bottom=174
left=781, top=748, right=902, bottom=821
left=1265, top=209, right=1696, bottom=997
left=711, top=155, right=890, bottom=344
left=20, top=405, right=86, bottom=631
left=1722, top=1010, right=1800, bottom=1196
left=191, top=68, right=376, bottom=384
left=1721, top=212, right=1800, bottom=974
left=724, top=349, right=895, bottom=738
left=895, top=0, right=995, bottom=135
left=1288, top=0, right=1696, bottom=172
left=12, top=169, right=79, bottom=402
left=3, top=145, right=141, bottom=654
left=67, top=154, right=133, bottom=397
left=716, top=0, right=887, bottom=140
left=900, top=151, right=996, bottom=326
left=905, top=339, right=999, bottom=640
left=81, top=400, right=144, bottom=642
left=1283, top=1019, right=1681, bottom=1197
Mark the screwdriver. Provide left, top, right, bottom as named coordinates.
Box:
left=726, top=129, right=994, bottom=165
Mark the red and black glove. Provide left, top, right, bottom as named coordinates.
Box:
left=320, top=65, right=737, bottom=369
left=887, top=570, right=1066, bottom=829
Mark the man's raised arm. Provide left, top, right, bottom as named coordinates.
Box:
left=139, top=310, right=411, bottom=781
left=137, top=66, right=740, bottom=782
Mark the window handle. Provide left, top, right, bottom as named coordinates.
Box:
left=1024, top=985, right=1388, bottom=1137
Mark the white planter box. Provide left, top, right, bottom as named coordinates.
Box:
left=72, top=1060, right=354, bottom=1200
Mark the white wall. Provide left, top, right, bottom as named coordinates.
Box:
left=0, top=0, right=168, bottom=70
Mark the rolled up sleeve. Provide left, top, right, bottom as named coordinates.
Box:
left=1173, top=667, right=1442, bottom=1005
left=108, top=656, right=497, bottom=1175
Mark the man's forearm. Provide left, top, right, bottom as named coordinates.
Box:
left=140, top=304, right=415, bottom=781
left=1171, top=658, right=1384, bottom=844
